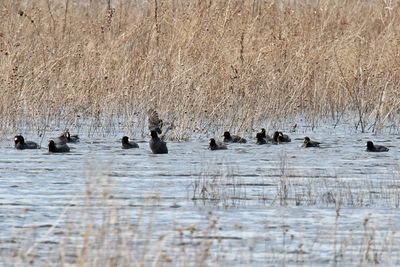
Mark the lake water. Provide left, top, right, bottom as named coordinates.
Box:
left=1, top=126, right=400, bottom=266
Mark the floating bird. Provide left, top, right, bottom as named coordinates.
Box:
left=209, top=138, right=227, bottom=150
left=257, top=128, right=272, bottom=141
left=149, top=131, right=168, bottom=154
left=14, top=135, right=39, bottom=149
left=258, top=128, right=267, bottom=138
left=121, top=136, right=139, bottom=149
left=302, top=136, right=320, bottom=147
left=62, top=130, right=80, bottom=143
left=48, top=140, right=70, bottom=153
left=366, top=141, right=389, bottom=152
left=223, top=131, right=247, bottom=143
left=256, top=133, right=267, bottom=145
left=273, top=131, right=291, bottom=143
left=53, top=130, right=79, bottom=145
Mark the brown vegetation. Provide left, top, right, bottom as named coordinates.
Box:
left=1, top=0, right=400, bottom=135
left=4, top=163, right=400, bottom=266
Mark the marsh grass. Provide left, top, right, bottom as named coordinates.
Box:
left=3, top=165, right=400, bottom=266
left=2, top=166, right=226, bottom=266
left=192, top=153, right=400, bottom=208
left=1, top=0, right=400, bottom=137
left=2, top=0, right=400, bottom=265
left=191, top=165, right=247, bottom=207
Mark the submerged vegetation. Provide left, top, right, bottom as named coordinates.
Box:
left=1, top=0, right=400, bottom=136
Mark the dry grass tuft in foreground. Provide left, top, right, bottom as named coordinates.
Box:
left=1, top=0, right=400, bottom=136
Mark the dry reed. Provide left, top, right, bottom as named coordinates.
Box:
left=1, top=0, right=400, bottom=137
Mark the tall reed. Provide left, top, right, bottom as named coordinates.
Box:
left=1, top=0, right=400, bottom=135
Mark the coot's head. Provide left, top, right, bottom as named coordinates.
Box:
left=122, top=136, right=129, bottom=144
left=14, top=135, right=25, bottom=146
left=261, top=128, right=266, bottom=137
left=209, top=138, right=217, bottom=147
left=366, top=141, right=374, bottom=150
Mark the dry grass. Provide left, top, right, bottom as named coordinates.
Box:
left=3, top=164, right=400, bottom=266
left=3, top=165, right=228, bottom=266
left=191, top=153, right=400, bottom=209
left=191, top=165, right=247, bottom=207
left=1, top=0, right=400, bottom=136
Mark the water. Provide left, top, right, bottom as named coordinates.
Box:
left=1, top=126, right=400, bottom=266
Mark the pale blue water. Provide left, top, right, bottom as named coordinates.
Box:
left=1, top=126, right=400, bottom=266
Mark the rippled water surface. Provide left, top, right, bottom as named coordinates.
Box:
left=1, top=127, right=400, bottom=266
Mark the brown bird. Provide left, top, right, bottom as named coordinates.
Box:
left=147, top=109, right=163, bottom=134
